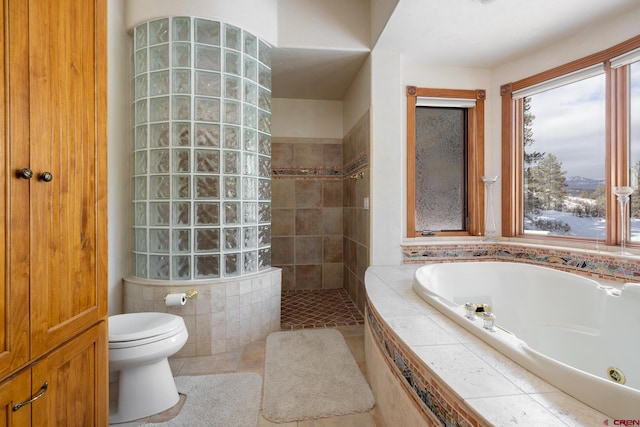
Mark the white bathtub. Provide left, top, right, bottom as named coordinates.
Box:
left=412, top=261, right=640, bottom=419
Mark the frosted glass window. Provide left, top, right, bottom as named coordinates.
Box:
left=415, top=107, right=466, bottom=232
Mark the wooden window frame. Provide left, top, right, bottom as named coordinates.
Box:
left=500, top=34, right=640, bottom=246
left=406, top=86, right=485, bottom=238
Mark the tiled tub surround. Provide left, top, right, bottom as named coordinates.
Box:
left=365, top=265, right=612, bottom=427
left=402, top=241, right=640, bottom=282
left=123, top=268, right=281, bottom=357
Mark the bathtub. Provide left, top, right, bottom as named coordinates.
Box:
left=412, top=261, right=640, bottom=419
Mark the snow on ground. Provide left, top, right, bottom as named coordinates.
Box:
left=526, top=209, right=640, bottom=241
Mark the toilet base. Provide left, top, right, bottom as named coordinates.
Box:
left=109, top=358, right=179, bottom=424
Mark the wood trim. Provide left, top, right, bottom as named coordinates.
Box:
left=406, top=86, right=485, bottom=238
left=511, top=33, right=640, bottom=93
left=501, top=34, right=640, bottom=244
left=609, top=65, right=630, bottom=246
left=406, top=87, right=417, bottom=237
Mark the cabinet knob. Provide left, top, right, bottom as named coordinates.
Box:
left=12, top=381, right=49, bottom=411
left=39, top=171, right=53, bottom=182
left=18, top=168, right=33, bottom=179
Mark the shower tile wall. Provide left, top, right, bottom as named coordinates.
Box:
left=271, top=138, right=343, bottom=290
left=343, top=112, right=370, bottom=313
left=271, top=111, right=370, bottom=312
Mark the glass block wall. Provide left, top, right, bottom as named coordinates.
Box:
left=131, top=17, right=272, bottom=280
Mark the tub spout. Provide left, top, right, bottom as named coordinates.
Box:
left=482, top=312, right=496, bottom=331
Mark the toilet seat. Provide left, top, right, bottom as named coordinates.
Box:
left=109, top=312, right=186, bottom=349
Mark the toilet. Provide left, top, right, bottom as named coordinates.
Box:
left=108, top=312, right=188, bottom=424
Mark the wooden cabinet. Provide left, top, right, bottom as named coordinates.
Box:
left=1, top=0, right=108, bottom=424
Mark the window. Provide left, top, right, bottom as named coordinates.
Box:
left=501, top=35, right=640, bottom=247
left=407, top=87, right=485, bottom=237
left=629, top=60, right=640, bottom=241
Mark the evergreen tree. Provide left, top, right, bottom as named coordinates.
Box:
left=528, top=153, right=567, bottom=210
left=523, top=97, right=545, bottom=216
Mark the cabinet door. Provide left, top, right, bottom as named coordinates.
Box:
left=31, top=321, right=108, bottom=427
left=1, top=0, right=31, bottom=379
left=27, top=0, right=108, bottom=357
left=0, top=370, right=31, bottom=427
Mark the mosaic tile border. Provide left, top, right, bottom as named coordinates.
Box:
left=402, top=243, right=640, bottom=283
left=344, top=152, right=369, bottom=176
left=271, top=150, right=369, bottom=181
left=366, top=301, right=484, bottom=427
left=272, top=166, right=342, bottom=179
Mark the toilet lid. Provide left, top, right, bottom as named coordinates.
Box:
left=109, top=312, right=185, bottom=343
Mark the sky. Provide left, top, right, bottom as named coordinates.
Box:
left=527, top=62, right=640, bottom=181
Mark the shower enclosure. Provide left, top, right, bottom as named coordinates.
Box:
left=124, top=16, right=280, bottom=356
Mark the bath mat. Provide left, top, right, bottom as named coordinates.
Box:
left=140, top=373, right=261, bottom=427
left=262, top=328, right=375, bottom=422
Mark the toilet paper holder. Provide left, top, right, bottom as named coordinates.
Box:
left=164, top=289, right=198, bottom=302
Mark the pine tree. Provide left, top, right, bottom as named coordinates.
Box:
left=528, top=153, right=567, bottom=210
left=523, top=97, right=545, bottom=216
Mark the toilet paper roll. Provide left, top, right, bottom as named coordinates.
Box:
left=165, top=293, right=187, bottom=306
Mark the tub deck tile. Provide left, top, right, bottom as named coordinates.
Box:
left=365, top=265, right=610, bottom=426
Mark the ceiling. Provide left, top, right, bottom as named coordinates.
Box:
left=271, top=0, right=640, bottom=101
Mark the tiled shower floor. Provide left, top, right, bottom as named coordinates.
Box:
left=280, top=288, right=365, bottom=329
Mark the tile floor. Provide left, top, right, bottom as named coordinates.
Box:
left=280, top=289, right=365, bottom=330
left=113, top=289, right=378, bottom=427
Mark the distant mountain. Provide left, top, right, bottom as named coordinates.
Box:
left=565, top=176, right=605, bottom=191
